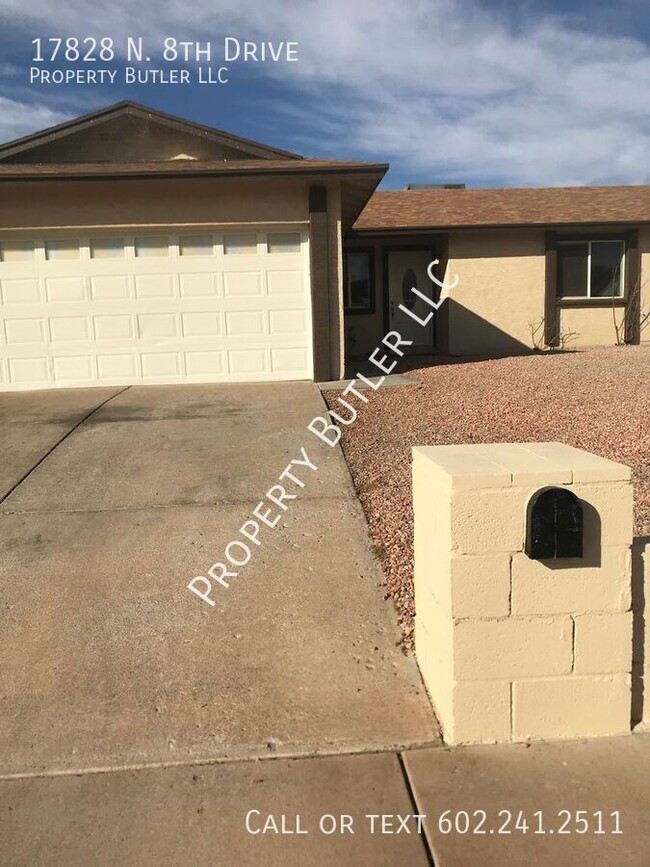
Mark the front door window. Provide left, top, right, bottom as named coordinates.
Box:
left=387, top=249, right=435, bottom=347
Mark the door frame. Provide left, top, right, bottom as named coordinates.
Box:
left=382, top=242, right=439, bottom=353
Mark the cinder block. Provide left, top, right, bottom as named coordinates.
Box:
left=413, top=445, right=511, bottom=490
left=415, top=592, right=454, bottom=659
left=454, top=616, right=573, bottom=680
left=513, top=675, right=631, bottom=740
left=413, top=458, right=452, bottom=608
left=415, top=621, right=454, bottom=728
left=522, top=442, right=631, bottom=483
left=573, top=612, right=633, bottom=674
left=450, top=554, right=511, bottom=618
left=451, top=488, right=526, bottom=554
left=476, top=443, right=572, bottom=486
left=511, top=547, right=631, bottom=615
left=573, top=481, right=634, bottom=548
left=448, top=681, right=512, bottom=745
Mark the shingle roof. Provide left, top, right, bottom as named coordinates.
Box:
left=354, top=185, right=650, bottom=230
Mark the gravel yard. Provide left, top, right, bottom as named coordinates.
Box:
left=325, top=346, right=650, bottom=650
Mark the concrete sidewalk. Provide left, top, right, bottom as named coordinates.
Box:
left=0, top=383, right=438, bottom=777
left=2, top=734, right=649, bottom=865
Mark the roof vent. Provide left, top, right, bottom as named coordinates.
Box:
left=403, top=183, right=466, bottom=190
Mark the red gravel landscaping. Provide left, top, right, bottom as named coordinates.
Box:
left=325, top=346, right=650, bottom=651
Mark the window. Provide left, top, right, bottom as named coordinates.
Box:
left=223, top=233, right=257, bottom=255
left=343, top=250, right=374, bottom=312
left=267, top=232, right=301, bottom=254
left=90, top=238, right=124, bottom=259
left=135, top=236, right=169, bottom=258
left=0, top=241, right=34, bottom=262
left=557, top=240, right=624, bottom=299
left=45, top=239, right=80, bottom=260
left=179, top=235, right=214, bottom=256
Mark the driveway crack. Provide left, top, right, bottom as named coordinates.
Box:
left=0, top=386, right=131, bottom=506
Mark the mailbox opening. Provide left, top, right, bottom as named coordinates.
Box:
left=525, top=487, right=583, bottom=560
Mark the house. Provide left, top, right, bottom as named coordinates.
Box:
left=0, top=100, right=647, bottom=391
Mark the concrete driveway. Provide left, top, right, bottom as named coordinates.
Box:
left=0, top=383, right=438, bottom=776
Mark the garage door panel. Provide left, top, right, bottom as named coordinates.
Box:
left=52, top=355, right=96, bottom=382
left=184, top=350, right=225, bottom=377
left=49, top=316, right=91, bottom=342
left=1, top=278, right=42, bottom=304
left=8, top=357, right=49, bottom=385
left=181, top=312, right=222, bottom=337
left=4, top=318, right=46, bottom=344
left=271, top=347, right=310, bottom=374
left=45, top=277, right=87, bottom=302
left=97, top=354, right=138, bottom=380
left=134, top=274, right=175, bottom=299
left=179, top=273, right=218, bottom=297
left=267, top=270, right=305, bottom=296
left=94, top=315, right=135, bottom=340
left=222, top=271, right=263, bottom=297
left=0, top=226, right=312, bottom=388
left=90, top=275, right=131, bottom=301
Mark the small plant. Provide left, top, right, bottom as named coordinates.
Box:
left=612, top=275, right=650, bottom=346
left=529, top=318, right=579, bottom=351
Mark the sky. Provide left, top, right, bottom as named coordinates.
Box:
left=0, top=0, right=649, bottom=189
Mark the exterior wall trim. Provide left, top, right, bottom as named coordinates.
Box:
left=624, top=228, right=641, bottom=344
left=308, top=184, right=331, bottom=380
left=544, top=231, right=559, bottom=347
left=545, top=227, right=640, bottom=346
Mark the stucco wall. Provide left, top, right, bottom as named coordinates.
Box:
left=446, top=229, right=546, bottom=355
left=558, top=306, right=620, bottom=348
left=445, top=227, right=650, bottom=355
left=0, top=176, right=311, bottom=231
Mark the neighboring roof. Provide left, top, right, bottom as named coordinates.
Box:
left=0, top=100, right=303, bottom=162
left=354, top=185, right=650, bottom=231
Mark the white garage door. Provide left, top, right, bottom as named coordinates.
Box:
left=0, top=226, right=312, bottom=390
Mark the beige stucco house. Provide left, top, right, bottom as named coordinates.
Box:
left=0, top=100, right=648, bottom=390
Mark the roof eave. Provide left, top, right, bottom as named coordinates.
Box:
left=0, top=162, right=389, bottom=182
left=353, top=219, right=650, bottom=233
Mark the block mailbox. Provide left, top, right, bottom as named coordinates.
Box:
left=413, top=442, right=634, bottom=745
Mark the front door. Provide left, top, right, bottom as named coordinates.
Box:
left=386, top=248, right=436, bottom=349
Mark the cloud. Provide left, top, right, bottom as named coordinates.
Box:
left=1, top=0, right=650, bottom=185
left=0, top=96, right=69, bottom=144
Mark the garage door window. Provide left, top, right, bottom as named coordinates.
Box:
left=179, top=235, right=214, bottom=256
left=267, top=232, right=301, bottom=254
left=224, top=233, right=257, bottom=255
left=46, top=239, right=80, bottom=260
left=135, top=236, right=169, bottom=257
left=0, top=241, right=34, bottom=262
left=90, top=238, right=124, bottom=259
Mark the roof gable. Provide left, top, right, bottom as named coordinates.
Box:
left=0, top=101, right=303, bottom=164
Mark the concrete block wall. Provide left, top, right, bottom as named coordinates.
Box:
left=413, top=442, right=634, bottom=745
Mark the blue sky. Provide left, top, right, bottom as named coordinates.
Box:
left=0, top=0, right=649, bottom=188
